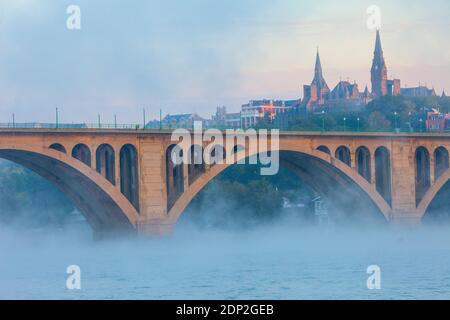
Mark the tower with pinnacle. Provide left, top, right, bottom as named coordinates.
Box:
left=370, top=30, right=388, bottom=97
left=302, top=49, right=330, bottom=110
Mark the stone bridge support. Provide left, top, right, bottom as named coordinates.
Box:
left=0, top=129, right=449, bottom=236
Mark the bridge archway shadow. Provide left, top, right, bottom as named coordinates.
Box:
left=0, top=148, right=139, bottom=237
left=172, top=150, right=389, bottom=228
left=422, top=180, right=450, bottom=224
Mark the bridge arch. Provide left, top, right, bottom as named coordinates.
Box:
left=120, top=144, right=139, bottom=211
left=434, top=146, right=449, bottom=180
left=415, top=146, right=431, bottom=205
left=49, top=143, right=66, bottom=153
left=0, top=146, right=139, bottom=235
left=316, top=145, right=331, bottom=155
left=167, top=145, right=392, bottom=225
left=231, top=144, right=245, bottom=154
left=166, top=144, right=184, bottom=210
left=207, top=144, right=226, bottom=165
left=96, top=144, right=115, bottom=185
left=356, top=146, right=371, bottom=182
left=418, top=169, right=450, bottom=217
left=335, top=146, right=351, bottom=166
left=375, top=147, right=392, bottom=205
left=72, top=143, right=91, bottom=166
left=188, top=144, right=205, bottom=185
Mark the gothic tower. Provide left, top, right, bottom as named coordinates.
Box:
left=311, top=49, right=330, bottom=103
left=371, top=30, right=388, bottom=97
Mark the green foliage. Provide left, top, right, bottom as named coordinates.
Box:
left=0, top=160, right=76, bottom=227
left=284, top=95, right=450, bottom=131
left=367, top=111, right=391, bottom=131
left=182, top=164, right=315, bottom=229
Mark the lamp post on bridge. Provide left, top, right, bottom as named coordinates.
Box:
left=357, top=117, right=360, bottom=131
left=98, top=114, right=101, bottom=129
left=12, top=113, right=15, bottom=128
left=408, top=112, right=412, bottom=132
left=55, top=107, right=59, bottom=129
left=394, top=111, right=398, bottom=132
left=114, top=114, right=117, bottom=129
left=143, top=108, right=146, bottom=130
left=343, top=117, right=347, bottom=131
left=321, top=110, right=325, bottom=131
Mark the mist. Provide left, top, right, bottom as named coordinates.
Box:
left=2, top=161, right=450, bottom=299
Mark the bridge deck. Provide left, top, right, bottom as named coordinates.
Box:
left=1, top=128, right=450, bottom=138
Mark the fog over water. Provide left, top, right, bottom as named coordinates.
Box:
left=2, top=217, right=450, bottom=299
left=1, top=160, right=450, bottom=299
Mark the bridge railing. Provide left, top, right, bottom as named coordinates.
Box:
left=0, top=123, right=140, bottom=130
left=1, top=122, right=449, bottom=133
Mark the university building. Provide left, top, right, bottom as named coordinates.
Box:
left=301, top=30, right=403, bottom=112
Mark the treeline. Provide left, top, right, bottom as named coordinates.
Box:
left=181, top=164, right=315, bottom=229
left=274, top=95, right=450, bottom=131
left=0, top=160, right=76, bottom=227
left=0, top=159, right=316, bottom=230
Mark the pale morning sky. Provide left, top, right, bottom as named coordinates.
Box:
left=0, top=0, right=449, bottom=123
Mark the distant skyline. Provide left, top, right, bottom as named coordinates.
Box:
left=0, top=0, right=449, bottom=123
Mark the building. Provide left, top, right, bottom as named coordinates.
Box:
left=426, top=110, right=450, bottom=132
left=370, top=30, right=401, bottom=97
left=299, top=30, right=406, bottom=114
left=241, top=99, right=296, bottom=128
left=302, top=50, right=330, bottom=111
left=160, top=113, right=204, bottom=129
left=211, top=106, right=241, bottom=129
left=246, top=29, right=445, bottom=127
left=401, top=86, right=436, bottom=97
left=301, top=50, right=373, bottom=112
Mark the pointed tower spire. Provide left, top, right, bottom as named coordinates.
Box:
left=443, top=90, right=447, bottom=98
left=374, top=30, right=383, bottom=56
left=371, top=30, right=388, bottom=97
left=309, top=48, right=330, bottom=105
left=314, top=48, right=323, bottom=80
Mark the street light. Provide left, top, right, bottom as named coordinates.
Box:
left=408, top=112, right=412, bottom=132
left=56, top=107, right=59, bottom=129
left=321, top=110, right=325, bottom=131
left=394, top=111, right=398, bottom=131
left=143, top=108, right=146, bottom=130
left=357, top=117, right=360, bottom=131
left=343, top=117, right=347, bottom=131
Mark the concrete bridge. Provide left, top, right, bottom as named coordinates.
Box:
left=0, top=129, right=449, bottom=236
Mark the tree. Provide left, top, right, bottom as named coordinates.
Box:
left=367, top=111, right=391, bottom=131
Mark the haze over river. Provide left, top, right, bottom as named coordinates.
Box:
left=1, top=217, right=450, bottom=300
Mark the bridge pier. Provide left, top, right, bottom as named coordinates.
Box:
left=389, top=213, right=422, bottom=225
left=137, top=219, right=174, bottom=237
left=1, top=129, right=449, bottom=235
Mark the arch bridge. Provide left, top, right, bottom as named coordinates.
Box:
left=0, top=129, right=449, bottom=236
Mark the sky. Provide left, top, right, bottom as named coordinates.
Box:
left=0, top=0, right=449, bottom=124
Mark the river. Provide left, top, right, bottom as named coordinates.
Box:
left=1, top=219, right=450, bottom=299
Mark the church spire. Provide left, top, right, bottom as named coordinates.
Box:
left=312, top=49, right=328, bottom=89
left=371, top=30, right=388, bottom=97
left=314, top=48, right=323, bottom=77
left=309, top=48, right=330, bottom=104
left=374, top=29, right=383, bottom=56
